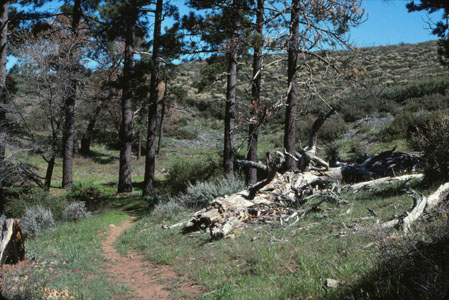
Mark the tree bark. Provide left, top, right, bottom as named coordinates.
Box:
left=143, top=0, right=162, bottom=201
left=246, top=0, right=264, bottom=185
left=62, top=0, right=81, bottom=190
left=156, top=81, right=168, bottom=155
left=44, top=155, right=55, bottom=190
left=224, top=50, right=237, bottom=181
left=0, top=0, right=7, bottom=212
left=283, top=0, right=300, bottom=171
left=118, top=6, right=137, bottom=194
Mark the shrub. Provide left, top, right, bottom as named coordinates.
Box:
left=152, top=200, right=185, bottom=217
left=67, top=184, right=101, bottom=211
left=21, top=206, right=55, bottom=237
left=318, top=114, right=347, bottom=143
left=377, top=111, right=438, bottom=142
left=172, top=127, right=198, bottom=140
left=383, top=76, right=449, bottom=103
left=165, top=157, right=222, bottom=195
left=63, top=201, right=92, bottom=222
left=175, top=176, right=245, bottom=208
left=408, top=115, right=449, bottom=183
left=4, top=188, right=68, bottom=220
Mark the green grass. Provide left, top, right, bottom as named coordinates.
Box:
left=115, top=181, right=430, bottom=300
left=4, top=211, right=130, bottom=300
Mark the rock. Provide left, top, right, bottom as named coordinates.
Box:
left=325, top=278, right=341, bottom=288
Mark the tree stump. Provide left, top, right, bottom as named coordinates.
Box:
left=0, top=219, right=25, bottom=265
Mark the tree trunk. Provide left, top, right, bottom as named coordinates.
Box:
left=224, top=50, right=237, bottom=181
left=0, top=1, right=7, bottom=212
left=283, top=0, right=300, bottom=172
left=44, top=155, right=55, bottom=190
left=80, top=101, right=104, bottom=156
left=157, top=80, right=167, bottom=156
left=118, top=6, right=137, bottom=194
left=246, top=0, right=264, bottom=185
left=62, top=0, right=81, bottom=190
left=143, top=0, right=162, bottom=202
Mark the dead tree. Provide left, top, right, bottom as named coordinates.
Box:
left=0, top=219, right=25, bottom=265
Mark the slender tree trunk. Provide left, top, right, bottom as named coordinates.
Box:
left=143, top=0, right=162, bottom=201
left=0, top=1, right=7, bottom=212
left=80, top=101, right=105, bottom=156
left=156, top=81, right=168, bottom=155
left=62, top=0, right=81, bottom=190
left=246, top=0, right=264, bottom=185
left=284, top=0, right=300, bottom=171
left=224, top=50, right=237, bottom=181
left=118, top=7, right=137, bottom=194
left=44, top=155, right=55, bottom=190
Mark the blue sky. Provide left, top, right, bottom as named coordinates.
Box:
left=350, top=0, right=438, bottom=47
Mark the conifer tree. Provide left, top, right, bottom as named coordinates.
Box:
left=184, top=0, right=254, bottom=181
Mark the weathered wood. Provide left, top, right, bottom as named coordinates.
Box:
left=381, top=182, right=449, bottom=232
left=0, top=219, right=25, bottom=265
left=347, top=174, right=424, bottom=192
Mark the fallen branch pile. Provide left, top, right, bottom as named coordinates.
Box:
left=183, top=171, right=346, bottom=239
left=182, top=148, right=425, bottom=239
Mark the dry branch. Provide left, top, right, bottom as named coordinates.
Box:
left=381, top=182, right=449, bottom=232
left=347, top=174, right=424, bottom=192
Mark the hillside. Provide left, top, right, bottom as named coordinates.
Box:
left=159, top=40, right=448, bottom=162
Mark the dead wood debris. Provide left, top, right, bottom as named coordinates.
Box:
left=183, top=172, right=348, bottom=239
left=182, top=148, right=423, bottom=239
left=0, top=219, right=25, bottom=266
left=381, top=182, right=449, bottom=232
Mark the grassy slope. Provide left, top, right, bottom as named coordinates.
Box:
left=116, top=181, right=431, bottom=300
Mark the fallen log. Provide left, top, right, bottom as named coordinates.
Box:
left=347, top=174, right=424, bottom=192
left=0, top=219, right=25, bottom=265
left=381, top=182, right=449, bottom=232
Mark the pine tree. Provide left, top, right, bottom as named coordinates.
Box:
left=246, top=0, right=264, bottom=185
left=184, top=0, right=254, bottom=181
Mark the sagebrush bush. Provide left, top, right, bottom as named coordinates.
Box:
left=63, top=201, right=92, bottom=222
left=21, top=206, right=55, bottom=237
left=175, top=176, right=245, bottom=208
left=408, top=115, right=449, bottom=183
left=5, top=188, right=68, bottom=220
left=166, top=157, right=222, bottom=194
left=153, top=200, right=185, bottom=217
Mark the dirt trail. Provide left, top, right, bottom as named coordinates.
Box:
left=102, top=218, right=202, bottom=300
